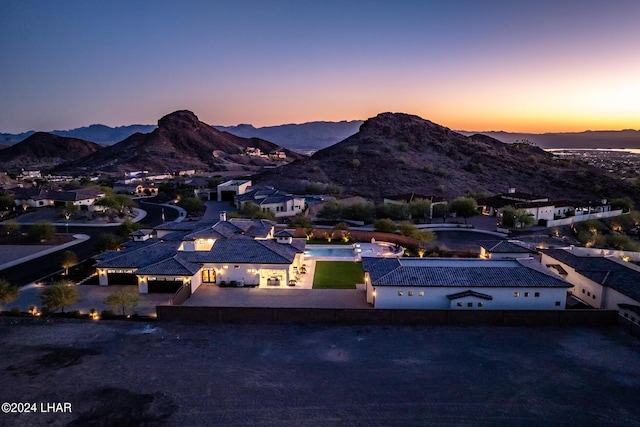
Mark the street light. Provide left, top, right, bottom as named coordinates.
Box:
left=63, top=211, right=71, bottom=235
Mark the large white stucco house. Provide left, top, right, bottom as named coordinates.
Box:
left=235, top=185, right=305, bottom=218
left=362, top=257, right=572, bottom=309
left=94, top=215, right=305, bottom=294
left=540, top=248, right=640, bottom=324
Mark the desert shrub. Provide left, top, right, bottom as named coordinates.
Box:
left=28, top=220, right=55, bottom=242
left=373, top=218, right=397, bottom=233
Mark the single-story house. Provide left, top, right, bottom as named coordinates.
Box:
left=10, top=187, right=106, bottom=211
left=235, top=185, right=305, bottom=218
left=362, top=257, right=572, bottom=309
left=540, top=248, right=640, bottom=324
left=94, top=215, right=306, bottom=294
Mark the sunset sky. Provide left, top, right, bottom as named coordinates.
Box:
left=1, top=0, right=639, bottom=134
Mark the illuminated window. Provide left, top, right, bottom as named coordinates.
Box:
left=514, top=292, right=520, bottom=297
left=418, top=291, right=424, bottom=297
left=408, top=291, right=414, bottom=297
left=397, top=291, right=403, bottom=296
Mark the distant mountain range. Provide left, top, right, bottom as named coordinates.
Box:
left=457, top=130, right=640, bottom=149
left=2, top=120, right=639, bottom=151
left=214, top=121, right=363, bottom=153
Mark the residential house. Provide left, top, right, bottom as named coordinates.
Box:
left=94, top=214, right=306, bottom=294
left=10, top=187, right=106, bottom=211
left=217, top=179, right=252, bottom=202
left=235, top=185, right=305, bottom=218
left=541, top=248, right=640, bottom=324
left=362, top=257, right=572, bottom=309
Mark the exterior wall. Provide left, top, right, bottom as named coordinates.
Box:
left=97, top=268, right=108, bottom=286
left=190, top=271, right=203, bottom=292
left=193, top=239, right=214, bottom=251
left=546, top=209, right=623, bottom=227
left=255, top=197, right=305, bottom=218
left=202, top=262, right=290, bottom=287
left=217, top=180, right=252, bottom=201
left=138, top=276, right=148, bottom=293
left=522, top=205, right=555, bottom=222
left=371, top=286, right=567, bottom=310
left=540, top=253, right=604, bottom=308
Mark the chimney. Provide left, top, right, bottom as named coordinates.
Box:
left=219, top=211, right=227, bottom=222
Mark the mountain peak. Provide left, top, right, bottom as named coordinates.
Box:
left=158, top=110, right=201, bottom=131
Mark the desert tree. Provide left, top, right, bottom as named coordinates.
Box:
left=27, top=220, right=55, bottom=242
left=1, top=219, right=20, bottom=236
left=104, top=289, right=139, bottom=316
left=40, top=280, right=79, bottom=313
left=448, top=197, right=478, bottom=224
left=0, top=194, right=15, bottom=218
left=60, top=250, right=78, bottom=276
left=0, top=279, right=19, bottom=310
left=94, top=233, right=122, bottom=252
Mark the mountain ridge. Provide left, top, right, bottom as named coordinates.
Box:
left=256, top=112, right=640, bottom=204
left=57, top=110, right=304, bottom=174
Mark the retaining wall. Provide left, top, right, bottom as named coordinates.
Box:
left=156, top=306, right=618, bottom=326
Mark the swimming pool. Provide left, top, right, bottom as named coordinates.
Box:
left=305, top=247, right=356, bottom=258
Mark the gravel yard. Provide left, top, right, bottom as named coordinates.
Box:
left=1, top=319, right=640, bottom=426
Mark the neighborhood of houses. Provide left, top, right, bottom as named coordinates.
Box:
left=1, top=168, right=640, bottom=330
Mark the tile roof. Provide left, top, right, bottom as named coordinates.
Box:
left=477, top=240, right=533, bottom=253
left=541, top=249, right=640, bottom=302
left=136, top=256, right=201, bottom=276
left=182, top=239, right=300, bottom=264
left=362, top=257, right=571, bottom=288
left=94, top=241, right=181, bottom=269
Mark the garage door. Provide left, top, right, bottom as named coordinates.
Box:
left=107, top=273, right=138, bottom=286
left=148, top=280, right=183, bottom=293
left=220, top=190, right=236, bottom=202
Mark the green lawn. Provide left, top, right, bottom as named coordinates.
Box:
left=312, top=261, right=364, bottom=289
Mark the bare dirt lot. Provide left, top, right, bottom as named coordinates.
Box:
left=1, top=318, right=640, bottom=426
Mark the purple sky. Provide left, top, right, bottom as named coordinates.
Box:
left=1, top=0, right=639, bottom=133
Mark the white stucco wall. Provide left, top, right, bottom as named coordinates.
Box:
left=540, top=253, right=604, bottom=308
left=371, top=286, right=568, bottom=309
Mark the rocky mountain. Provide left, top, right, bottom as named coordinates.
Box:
left=256, top=113, right=640, bottom=204
left=457, top=129, right=640, bottom=150
left=215, top=120, right=363, bottom=153
left=0, top=124, right=157, bottom=146
left=59, top=110, right=305, bottom=174
left=0, top=132, right=101, bottom=171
